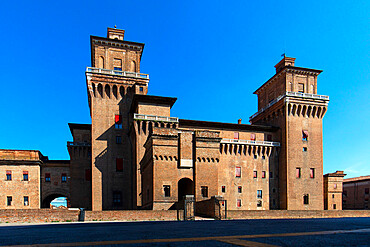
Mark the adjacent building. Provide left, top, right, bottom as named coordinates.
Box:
left=343, top=176, right=370, bottom=209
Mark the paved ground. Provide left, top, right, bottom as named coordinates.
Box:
left=0, top=217, right=369, bottom=246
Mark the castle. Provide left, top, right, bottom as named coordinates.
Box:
left=0, top=28, right=345, bottom=211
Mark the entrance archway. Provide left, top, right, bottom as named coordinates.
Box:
left=42, top=194, right=69, bottom=208
left=178, top=178, right=194, bottom=201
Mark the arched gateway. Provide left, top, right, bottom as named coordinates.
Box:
left=178, top=178, right=194, bottom=201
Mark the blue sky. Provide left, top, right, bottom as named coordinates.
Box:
left=0, top=1, right=368, bottom=178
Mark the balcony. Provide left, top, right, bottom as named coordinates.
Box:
left=221, top=139, right=281, bottom=147
left=86, top=67, right=149, bottom=80
left=67, top=141, right=91, bottom=147
left=250, top=91, right=329, bottom=121
left=133, top=113, right=178, bottom=123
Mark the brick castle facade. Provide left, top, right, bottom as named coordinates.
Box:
left=0, top=27, right=348, bottom=211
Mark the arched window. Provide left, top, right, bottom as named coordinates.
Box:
left=92, top=83, right=96, bottom=97
left=131, top=60, right=136, bottom=72
left=99, top=56, right=105, bottom=69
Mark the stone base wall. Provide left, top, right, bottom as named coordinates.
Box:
left=227, top=210, right=370, bottom=219
left=85, top=210, right=178, bottom=222
left=0, top=209, right=80, bottom=223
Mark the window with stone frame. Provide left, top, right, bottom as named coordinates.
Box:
left=304, top=194, right=309, bottom=204
left=163, top=185, right=171, bottom=197
left=201, top=186, right=208, bottom=198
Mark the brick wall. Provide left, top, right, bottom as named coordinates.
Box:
left=0, top=209, right=80, bottom=223
left=85, top=210, right=178, bottom=221
left=227, top=210, right=370, bottom=219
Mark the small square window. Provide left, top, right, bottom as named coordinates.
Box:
left=7, top=196, right=12, bottom=206
left=238, top=186, right=242, bottom=193
left=304, top=194, right=309, bottom=204
left=333, top=204, right=336, bottom=209
left=296, top=168, right=301, bottom=178
left=139, top=87, right=144, bottom=92
left=23, top=171, right=29, bottom=181
left=250, top=134, right=256, bottom=141
left=303, top=147, right=307, bottom=152
left=45, top=173, right=51, bottom=182
left=257, top=200, right=262, bottom=207
left=24, top=196, right=29, bottom=206
left=6, top=171, right=11, bottom=181
left=116, top=158, right=123, bottom=172
left=310, top=168, right=315, bottom=178
left=257, top=190, right=262, bottom=199
left=201, top=186, right=208, bottom=198
left=61, top=173, right=67, bottom=183
left=237, top=199, right=242, bottom=207
left=221, top=186, right=226, bottom=193
left=262, top=155, right=266, bottom=160
left=116, top=136, right=122, bottom=144
left=163, top=185, right=170, bottom=197
left=332, top=194, right=335, bottom=198
left=235, top=167, right=241, bottom=177
left=115, top=115, right=122, bottom=129
left=253, top=171, right=257, bottom=178
left=262, top=171, right=266, bottom=178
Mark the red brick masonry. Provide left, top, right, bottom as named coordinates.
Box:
left=0, top=209, right=80, bottom=223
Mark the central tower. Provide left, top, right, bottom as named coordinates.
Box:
left=86, top=27, right=149, bottom=210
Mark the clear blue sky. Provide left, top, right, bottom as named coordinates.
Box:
left=0, top=1, right=368, bottom=178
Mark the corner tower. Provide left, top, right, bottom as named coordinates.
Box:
left=250, top=56, right=329, bottom=210
left=86, top=27, right=149, bottom=211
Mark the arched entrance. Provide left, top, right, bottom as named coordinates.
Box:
left=178, top=178, right=194, bottom=201
left=42, top=194, right=69, bottom=208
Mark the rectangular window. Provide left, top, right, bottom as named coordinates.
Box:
left=250, top=134, right=256, bottom=141
left=116, top=158, right=123, bottom=172
left=298, top=83, right=305, bottom=93
left=334, top=184, right=337, bottom=189
left=257, top=200, right=262, bottom=207
left=303, top=147, right=307, bottom=152
left=7, top=196, right=12, bottom=206
left=257, top=190, right=262, bottom=199
left=115, top=115, right=122, bottom=129
left=6, top=171, right=11, bottom=181
left=333, top=204, right=336, bottom=209
left=253, top=171, right=257, bottom=178
left=113, top=58, right=122, bottom=71
left=237, top=199, right=241, bottom=207
left=296, top=168, right=301, bottom=178
left=139, top=87, right=144, bottom=92
left=302, top=130, right=308, bottom=141
left=365, top=188, right=369, bottom=194
left=61, top=173, right=67, bottom=183
left=235, top=167, right=241, bottom=177
left=113, top=191, right=122, bottom=207
left=221, top=186, right=226, bottom=193
left=310, top=168, right=315, bottom=178
left=201, top=186, right=208, bottom=198
left=23, top=171, right=29, bottom=181
left=163, top=185, right=170, bottom=197
left=238, top=186, right=242, bottom=193
left=24, top=196, right=29, bottom=206
left=85, top=169, right=91, bottom=181
left=332, top=194, right=335, bottom=198
left=45, top=173, right=51, bottom=182
left=116, top=136, right=122, bottom=144
left=304, top=194, right=309, bottom=204
left=262, top=171, right=266, bottom=178
left=234, top=132, right=239, bottom=140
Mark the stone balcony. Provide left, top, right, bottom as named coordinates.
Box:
left=133, top=113, right=179, bottom=123
left=221, top=139, right=280, bottom=147
left=86, top=67, right=149, bottom=80
left=250, top=91, right=329, bottom=121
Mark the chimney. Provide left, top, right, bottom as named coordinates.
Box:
left=238, top=119, right=242, bottom=124
left=274, top=56, right=296, bottom=73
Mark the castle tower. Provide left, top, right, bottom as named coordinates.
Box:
left=250, top=57, right=329, bottom=210
left=85, top=27, right=149, bottom=210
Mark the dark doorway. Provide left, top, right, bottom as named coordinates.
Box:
left=178, top=178, right=194, bottom=201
